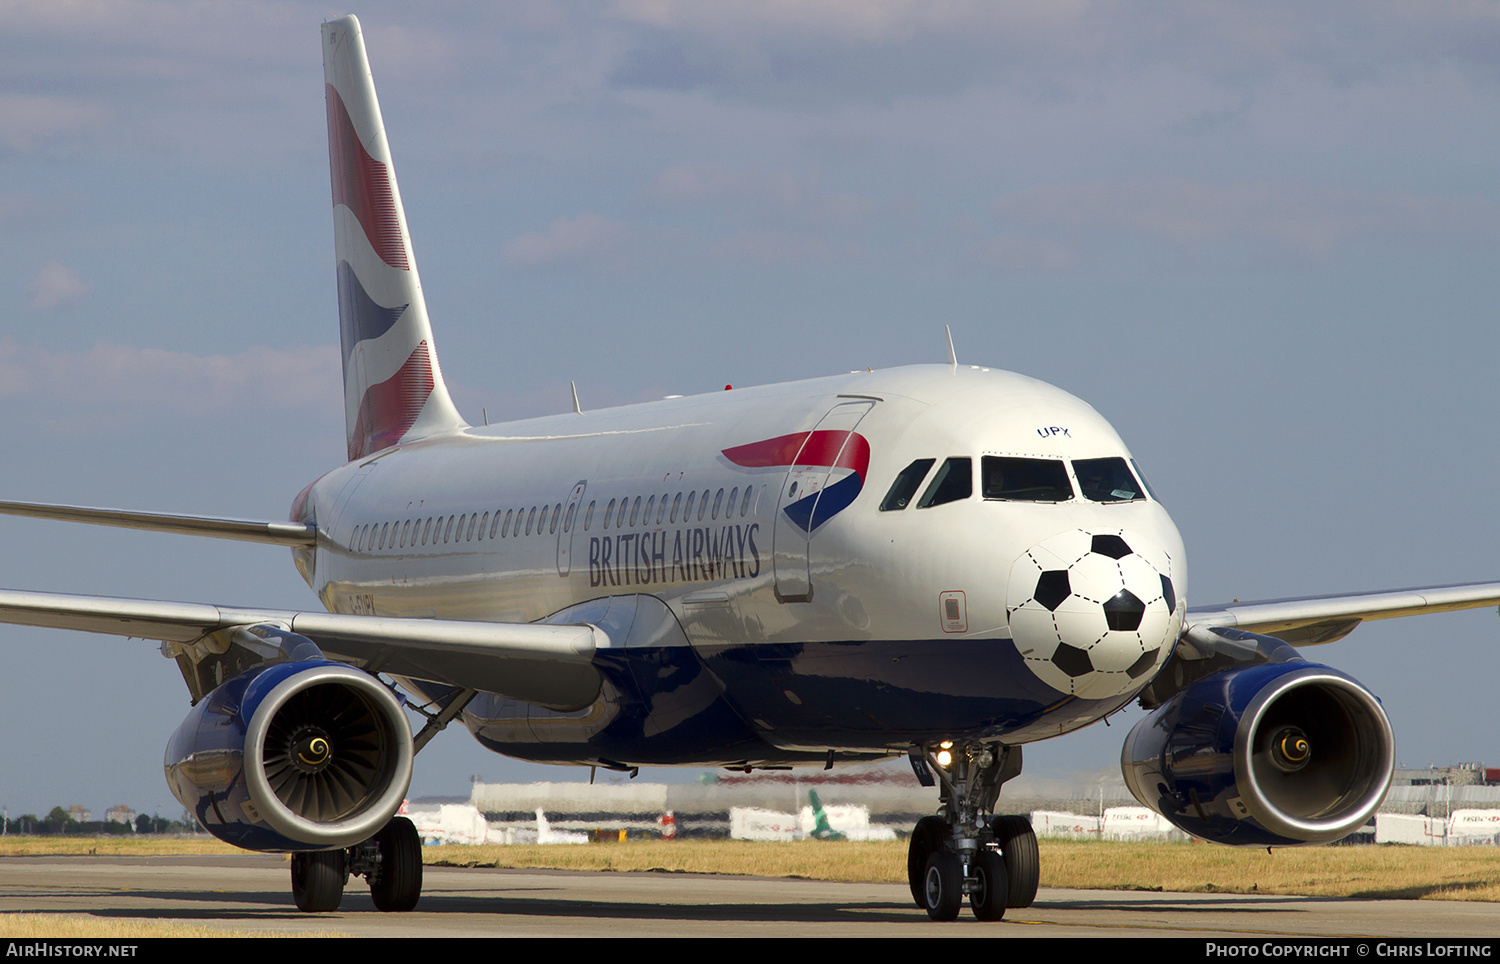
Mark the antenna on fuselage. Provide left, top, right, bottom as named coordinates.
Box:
left=944, top=325, right=958, bottom=370
left=570, top=380, right=583, bottom=415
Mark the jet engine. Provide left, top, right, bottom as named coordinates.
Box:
left=1121, top=641, right=1393, bottom=847
left=164, top=654, right=413, bottom=852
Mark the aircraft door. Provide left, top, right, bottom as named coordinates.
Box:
left=556, top=480, right=587, bottom=576
left=771, top=399, right=875, bottom=602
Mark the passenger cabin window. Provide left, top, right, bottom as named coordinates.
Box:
left=917, top=457, right=972, bottom=508
left=880, top=458, right=936, bottom=511
left=1073, top=457, right=1146, bottom=502
left=981, top=457, right=1074, bottom=502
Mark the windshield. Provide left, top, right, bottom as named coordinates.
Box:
left=1072, top=457, right=1146, bottom=502
left=981, top=457, right=1074, bottom=502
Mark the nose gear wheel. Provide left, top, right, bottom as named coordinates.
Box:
left=905, top=741, right=1040, bottom=921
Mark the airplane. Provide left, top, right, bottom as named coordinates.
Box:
left=805, top=789, right=898, bottom=842
left=808, top=790, right=845, bottom=841
left=533, top=809, right=590, bottom=846
left=3, top=12, right=1500, bottom=921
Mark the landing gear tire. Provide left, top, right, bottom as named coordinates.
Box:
left=922, top=851, right=963, bottom=922
left=291, top=849, right=346, bottom=913
left=969, top=849, right=1009, bottom=921
left=907, top=816, right=947, bottom=909
left=992, top=814, right=1039, bottom=908
left=369, top=816, right=423, bottom=912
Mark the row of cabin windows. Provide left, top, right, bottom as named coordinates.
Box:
left=582, top=484, right=763, bottom=532
left=879, top=455, right=1157, bottom=511
left=350, top=484, right=767, bottom=553
left=351, top=502, right=565, bottom=553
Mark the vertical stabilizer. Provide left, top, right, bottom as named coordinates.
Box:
left=322, top=15, right=466, bottom=463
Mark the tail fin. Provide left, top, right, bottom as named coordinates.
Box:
left=322, top=15, right=465, bottom=463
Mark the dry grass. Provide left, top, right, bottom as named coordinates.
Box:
left=1037, top=839, right=1500, bottom=902
left=5, top=835, right=1500, bottom=905
left=426, top=839, right=907, bottom=882
left=0, top=836, right=241, bottom=857
left=430, top=838, right=1500, bottom=902
left=0, top=914, right=339, bottom=939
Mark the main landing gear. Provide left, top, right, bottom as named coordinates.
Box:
left=906, top=742, right=1039, bottom=922
left=290, top=816, right=423, bottom=913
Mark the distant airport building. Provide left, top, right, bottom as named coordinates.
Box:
left=447, top=762, right=1500, bottom=844
left=1031, top=811, right=1101, bottom=839
left=471, top=765, right=937, bottom=839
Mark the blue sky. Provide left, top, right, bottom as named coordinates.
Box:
left=3, top=0, right=1499, bottom=819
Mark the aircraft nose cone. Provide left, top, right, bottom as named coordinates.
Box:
left=1006, top=529, right=1183, bottom=700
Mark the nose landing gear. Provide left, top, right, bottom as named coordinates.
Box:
left=907, top=742, right=1039, bottom=922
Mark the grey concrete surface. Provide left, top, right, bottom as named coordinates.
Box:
left=2, top=855, right=1498, bottom=938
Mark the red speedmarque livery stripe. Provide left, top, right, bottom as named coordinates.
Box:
left=348, top=342, right=435, bottom=461
left=722, top=430, right=870, bottom=479
left=326, top=84, right=409, bottom=271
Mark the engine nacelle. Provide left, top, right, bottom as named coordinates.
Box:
left=1121, top=659, right=1393, bottom=846
left=165, top=658, right=413, bottom=851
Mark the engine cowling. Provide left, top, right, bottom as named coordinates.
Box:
left=1121, top=659, right=1393, bottom=846
left=165, top=657, right=413, bottom=851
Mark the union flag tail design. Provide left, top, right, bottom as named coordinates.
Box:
left=322, top=15, right=465, bottom=462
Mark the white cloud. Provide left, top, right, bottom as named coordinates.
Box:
left=0, top=95, right=103, bottom=155
left=24, top=260, right=91, bottom=310
left=990, top=180, right=1500, bottom=263
left=609, top=0, right=1071, bottom=44
left=708, top=229, right=838, bottom=265
left=0, top=340, right=341, bottom=414
left=502, top=212, right=634, bottom=268
left=647, top=163, right=875, bottom=228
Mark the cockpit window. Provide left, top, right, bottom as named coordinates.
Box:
left=1073, top=457, right=1146, bottom=502
left=880, top=458, right=935, bottom=511
left=1130, top=459, right=1162, bottom=502
left=981, top=456, right=1074, bottom=502
left=917, top=457, right=972, bottom=508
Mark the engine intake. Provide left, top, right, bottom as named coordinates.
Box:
left=1122, top=659, right=1393, bottom=846
left=166, top=654, right=413, bottom=851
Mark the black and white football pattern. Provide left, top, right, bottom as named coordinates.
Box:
left=1006, top=528, right=1182, bottom=699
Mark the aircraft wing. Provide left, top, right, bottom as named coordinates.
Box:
left=0, top=588, right=601, bottom=709
left=1185, top=581, right=1500, bottom=645
left=0, top=499, right=316, bottom=547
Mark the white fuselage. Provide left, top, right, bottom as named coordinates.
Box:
left=298, top=364, right=1186, bottom=765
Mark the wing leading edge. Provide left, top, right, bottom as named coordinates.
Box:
left=1186, top=581, right=1500, bottom=645
left=0, top=588, right=601, bottom=710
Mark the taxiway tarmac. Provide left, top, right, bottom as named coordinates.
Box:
left=2, top=854, right=1498, bottom=938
